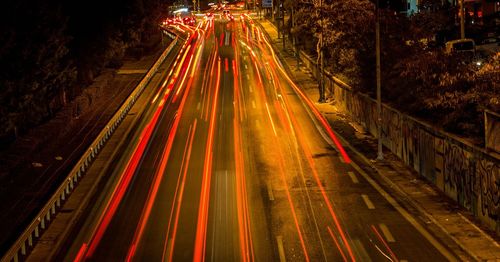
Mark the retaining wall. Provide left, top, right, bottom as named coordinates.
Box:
left=299, top=51, right=500, bottom=235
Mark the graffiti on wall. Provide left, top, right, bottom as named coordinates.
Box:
left=485, top=110, right=500, bottom=154
left=302, top=51, right=500, bottom=232
left=443, top=142, right=500, bottom=224
left=443, top=143, right=475, bottom=211
left=477, top=159, right=499, bottom=221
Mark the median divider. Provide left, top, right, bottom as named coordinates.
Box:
left=1, top=33, right=179, bottom=262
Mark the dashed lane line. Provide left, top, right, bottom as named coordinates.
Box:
left=276, top=235, right=286, bottom=262
left=361, top=194, right=375, bottom=210
left=267, top=181, right=275, bottom=201
left=379, top=224, right=395, bottom=243
left=348, top=171, right=359, bottom=184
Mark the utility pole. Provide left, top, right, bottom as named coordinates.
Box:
left=318, top=0, right=325, bottom=102
left=292, top=6, right=299, bottom=70
left=376, top=0, right=383, bottom=160
left=277, top=0, right=281, bottom=39
left=282, top=2, right=285, bottom=49
left=272, top=0, right=275, bottom=21
left=459, top=0, right=465, bottom=39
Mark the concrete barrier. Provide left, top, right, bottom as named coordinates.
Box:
left=485, top=110, right=500, bottom=154
left=1, top=33, right=179, bottom=262
left=299, top=50, right=500, bottom=235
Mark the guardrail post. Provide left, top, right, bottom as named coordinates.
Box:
left=40, top=217, right=45, bottom=230
left=28, top=233, right=33, bottom=247
left=51, top=202, right=56, bottom=215
left=56, top=198, right=61, bottom=208
left=61, top=191, right=66, bottom=201
left=34, top=225, right=39, bottom=238
left=46, top=211, right=50, bottom=223
left=13, top=252, right=18, bottom=262
left=21, top=241, right=26, bottom=255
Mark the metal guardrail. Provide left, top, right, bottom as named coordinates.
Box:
left=1, top=35, right=179, bottom=262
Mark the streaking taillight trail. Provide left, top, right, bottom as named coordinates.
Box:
left=75, top=29, right=202, bottom=262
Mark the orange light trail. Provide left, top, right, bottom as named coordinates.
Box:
left=328, top=226, right=348, bottom=262
left=251, top=57, right=310, bottom=262
left=73, top=243, right=87, bottom=262
left=259, top=28, right=351, bottom=164
left=278, top=83, right=357, bottom=262
left=193, top=58, right=221, bottom=262
left=163, top=119, right=198, bottom=262
left=264, top=102, right=278, bottom=136
left=275, top=145, right=311, bottom=262
left=233, top=57, right=254, bottom=262
left=204, top=46, right=219, bottom=121
left=371, top=225, right=398, bottom=262
left=255, top=28, right=357, bottom=261
left=83, top=83, right=168, bottom=259
left=174, top=46, right=195, bottom=99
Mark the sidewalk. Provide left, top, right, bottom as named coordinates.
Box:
left=256, top=16, right=500, bottom=261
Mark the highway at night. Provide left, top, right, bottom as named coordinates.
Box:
left=63, top=13, right=458, bottom=262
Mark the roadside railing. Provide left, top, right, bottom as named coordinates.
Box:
left=1, top=34, right=179, bottom=262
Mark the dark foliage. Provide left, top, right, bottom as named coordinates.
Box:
left=289, top=0, right=499, bottom=140
left=0, top=0, right=166, bottom=142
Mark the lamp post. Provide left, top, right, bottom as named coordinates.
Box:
left=459, top=0, right=465, bottom=39
left=292, top=6, right=299, bottom=70
left=376, top=0, right=383, bottom=160
left=318, top=0, right=325, bottom=103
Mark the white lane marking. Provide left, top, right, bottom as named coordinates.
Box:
left=244, top=64, right=248, bottom=69
left=348, top=171, right=359, bottom=184
left=197, top=102, right=201, bottom=110
left=225, top=31, right=230, bottom=46
left=276, top=236, right=286, bottom=262
left=349, top=160, right=457, bottom=260
left=379, top=224, right=395, bottom=242
left=361, top=194, right=375, bottom=209
left=352, top=239, right=372, bottom=262
left=255, top=119, right=261, bottom=128
left=252, top=100, right=256, bottom=109
left=249, top=84, right=253, bottom=93
left=246, top=73, right=250, bottom=80
left=267, top=181, right=275, bottom=201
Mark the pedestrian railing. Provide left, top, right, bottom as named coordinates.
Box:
left=1, top=34, right=179, bottom=262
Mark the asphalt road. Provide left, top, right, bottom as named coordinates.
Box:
left=63, top=12, right=459, bottom=262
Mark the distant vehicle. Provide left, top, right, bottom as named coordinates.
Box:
left=445, top=39, right=476, bottom=54
left=162, top=17, right=178, bottom=26
left=183, top=16, right=196, bottom=26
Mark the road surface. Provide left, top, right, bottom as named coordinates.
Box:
left=63, top=12, right=458, bottom=262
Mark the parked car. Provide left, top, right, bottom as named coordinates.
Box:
left=445, top=39, right=476, bottom=54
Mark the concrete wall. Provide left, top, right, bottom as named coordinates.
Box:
left=485, top=110, right=500, bottom=154
left=299, top=51, right=500, bottom=234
